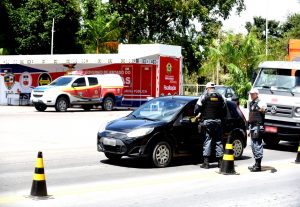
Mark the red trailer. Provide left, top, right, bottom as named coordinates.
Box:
left=0, top=44, right=182, bottom=107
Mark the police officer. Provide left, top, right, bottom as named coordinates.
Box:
left=195, top=82, right=227, bottom=169
left=248, top=88, right=267, bottom=172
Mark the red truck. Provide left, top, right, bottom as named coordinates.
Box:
left=0, top=44, right=182, bottom=107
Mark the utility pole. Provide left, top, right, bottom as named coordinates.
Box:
left=265, top=0, right=268, bottom=60
left=51, top=18, right=54, bottom=55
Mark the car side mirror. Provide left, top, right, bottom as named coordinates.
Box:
left=72, top=83, right=78, bottom=87
left=180, top=116, right=191, bottom=125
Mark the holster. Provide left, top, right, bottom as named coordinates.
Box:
left=250, top=124, right=264, bottom=139
left=198, top=121, right=205, bottom=134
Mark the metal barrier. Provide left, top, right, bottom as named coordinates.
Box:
left=182, top=84, right=205, bottom=96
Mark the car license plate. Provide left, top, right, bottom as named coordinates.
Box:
left=265, top=126, right=277, bottom=133
left=103, top=137, right=117, bottom=146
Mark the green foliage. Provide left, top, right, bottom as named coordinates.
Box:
left=245, top=16, right=282, bottom=39
left=79, top=2, right=121, bottom=54
left=282, top=13, right=300, bottom=39
left=5, top=0, right=82, bottom=54
left=200, top=31, right=264, bottom=100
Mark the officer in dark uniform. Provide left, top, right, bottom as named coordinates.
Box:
left=195, top=82, right=227, bottom=169
left=248, top=88, right=267, bottom=172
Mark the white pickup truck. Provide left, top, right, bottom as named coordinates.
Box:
left=30, top=74, right=124, bottom=112
left=250, top=61, right=300, bottom=145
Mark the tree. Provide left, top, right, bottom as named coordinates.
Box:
left=8, top=0, right=82, bottom=54
left=282, top=13, right=300, bottom=39
left=245, top=16, right=282, bottom=39
left=109, top=0, right=245, bottom=74
left=200, top=32, right=264, bottom=103
left=0, top=0, right=14, bottom=54
left=79, top=2, right=121, bottom=54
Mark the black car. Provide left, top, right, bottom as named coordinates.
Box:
left=97, top=96, right=247, bottom=167
left=215, top=85, right=239, bottom=104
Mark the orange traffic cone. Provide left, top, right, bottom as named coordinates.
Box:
left=219, top=135, right=239, bottom=175
left=30, top=151, right=48, bottom=197
left=295, top=141, right=300, bottom=164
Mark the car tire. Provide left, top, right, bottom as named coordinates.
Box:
left=55, top=97, right=68, bottom=112
left=82, top=105, right=93, bottom=111
left=102, top=97, right=114, bottom=111
left=151, top=141, right=172, bottom=168
left=263, top=133, right=280, bottom=146
left=104, top=152, right=122, bottom=161
left=34, top=103, right=47, bottom=112
left=232, top=136, right=244, bottom=159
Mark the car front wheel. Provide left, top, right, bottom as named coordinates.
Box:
left=151, top=141, right=172, bottom=168
left=55, top=97, right=68, bottom=112
left=232, top=136, right=244, bottom=159
left=34, top=103, right=47, bottom=112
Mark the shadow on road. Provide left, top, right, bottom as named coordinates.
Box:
left=100, top=154, right=252, bottom=169
left=261, top=166, right=277, bottom=173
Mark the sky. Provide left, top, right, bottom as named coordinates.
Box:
left=222, top=0, right=300, bottom=34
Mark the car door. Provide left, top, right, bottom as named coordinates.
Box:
left=86, top=77, right=101, bottom=100
left=171, top=101, right=201, bottom=154
left=71, top=77, right=89, bottom=102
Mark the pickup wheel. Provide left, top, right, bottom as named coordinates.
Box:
left=102, top=97, right=114, bottom=111
left=34, top=103, right=47, bottom=112
left=151, top=141, right=172, bottom=168
left=55, top=97, right=68, bottom=112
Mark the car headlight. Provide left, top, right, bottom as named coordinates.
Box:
left=294, top=107, right=300, bottom=117
left=127, top=127, right=154, bottom=138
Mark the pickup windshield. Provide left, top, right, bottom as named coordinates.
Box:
left=254, top=68, right=300, bottom=90
left=50, top=77, right=73, bottom=86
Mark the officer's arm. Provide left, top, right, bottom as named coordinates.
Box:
left=258, top=101, right=267, bottom=113
left=194, top=96, right=204, bottom=117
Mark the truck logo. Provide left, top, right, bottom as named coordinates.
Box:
left=166, top=63, right=172, bottom=74
left=271, top=105, right=277, bottom=114
left=4, top=72, right=15, bottom=90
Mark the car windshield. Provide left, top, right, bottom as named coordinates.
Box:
left=131, top=98, right=188, bottom=121
left=50, top=77, right=73, bottom=86
left=215, top=87, right=226, bottom=96
left=254, top=68, right=300, bottom=91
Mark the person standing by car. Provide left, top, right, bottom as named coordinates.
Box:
left=248, top=88, right=267, bottom=172
left=195, top=82, right=227, bottom=169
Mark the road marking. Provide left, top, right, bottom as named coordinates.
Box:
left=0, top=159, right=299, bottom=205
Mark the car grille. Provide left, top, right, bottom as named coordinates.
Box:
left=266, top=104, right=293, bottom=117
left=99, top=137, right=127, bottom=154
left=33, top=94, right=43, bottom=98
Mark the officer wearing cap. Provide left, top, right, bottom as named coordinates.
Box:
left=194, top=82, right=227, bottom=169
left=248, top=88, right=267, bottom=172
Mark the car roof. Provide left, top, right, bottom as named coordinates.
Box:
left=156, top=95, right=198, bottom=102
left=215, top=85, right=231, bottom=89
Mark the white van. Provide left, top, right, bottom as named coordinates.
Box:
left=250, top=61, right=300, bottom=145
left=30, top=74, right=124, bottom=112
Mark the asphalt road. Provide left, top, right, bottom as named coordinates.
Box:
left=0, top=106, right=299, bottom=207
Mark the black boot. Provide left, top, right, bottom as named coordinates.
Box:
left=200, top=157, right=209, bottom=169
left=218, top=157, right=223, bottom=168
left=248, top=158, right=262, bottom=172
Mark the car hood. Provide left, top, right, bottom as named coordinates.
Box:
left=33, top=85, right=63, bottom=91
left=106, top=117, right=166, bottom=133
